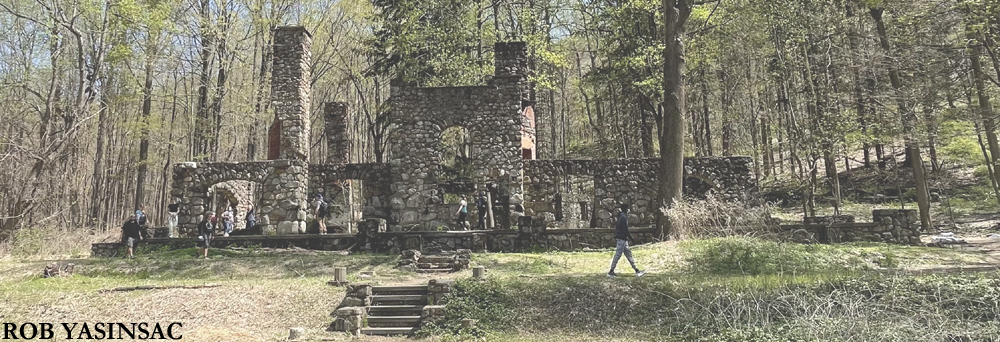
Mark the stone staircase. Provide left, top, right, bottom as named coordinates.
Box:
left=332, top=280, right=450, bottom=336
left=398, top=249, right=471, bottom=273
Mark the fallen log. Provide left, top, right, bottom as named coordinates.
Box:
left=98, top=284, right=220, bottom=293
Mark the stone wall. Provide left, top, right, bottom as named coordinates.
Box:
left=358, top=217, right=658, bottom=254
left=387, top=42, right=532, bottom=231
left=777, top=209, right=921, bottom=245
left=523, top=156, right=757, bottom=229
left=91, top=234, right=356, bottom=257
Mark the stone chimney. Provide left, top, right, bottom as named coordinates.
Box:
left=324, top=102, right=351, bottom=165
left=270, top=26, right=312, bottom=162
left=494, top=42, right=528, bottom=78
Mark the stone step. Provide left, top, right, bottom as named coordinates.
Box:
left=361, top=327, right=416, bottom=336
left=371, top=285, right=428, bottom=295
left=418, top=256, right=457, bottom=263
left=366, top=316, right=422, bottom=328
left=416, top=269, right=453, bottom=274
left=371, top=294, right=427, bottom=305
left=416, top=263, right=454, bottom=269
left=367, top=305, right=425, bottom=316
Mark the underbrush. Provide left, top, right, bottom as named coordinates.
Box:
left=680, top=237, right=875, bottom=276
left=431, top=272, right=1000, bottom=341
left=0, top=225, right=118, bottom=259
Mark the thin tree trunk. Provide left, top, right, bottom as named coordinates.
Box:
left=871, top=7, right=931, bottom=230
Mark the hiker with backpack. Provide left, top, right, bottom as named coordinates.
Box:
left=314, top=194, right=329, bottom=235
left=121, top=215, right=143, bottom=259
left=135, top=205, right=150, bottom=239
left=607, top=203, right=646, bottom=278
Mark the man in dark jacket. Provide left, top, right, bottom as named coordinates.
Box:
left=608, top=204, right=645, bottom=278
left=121, top=215, right=143, bottom=259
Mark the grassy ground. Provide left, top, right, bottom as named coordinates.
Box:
left=2, top=237, right=1000, bottom=341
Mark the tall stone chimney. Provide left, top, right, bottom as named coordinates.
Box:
left=324, top=102, right=351, bottom=165
left=494, top=42, right=528, bottom=78
left=270, top=26, right=312, bottom=162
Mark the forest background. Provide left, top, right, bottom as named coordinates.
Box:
left=1, top=0, right=999, bottom=240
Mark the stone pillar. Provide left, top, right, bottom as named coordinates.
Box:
left=271, top=26, right=312, bottom=162
left=872, top=209, right=921, bottom=245
left=426, top=279, right=453, bottom=305
left=260, top=160, right=309, bottom=234
left=324, top=102, right=351, bottom=165
left=172, top=162, right=204, bottom=236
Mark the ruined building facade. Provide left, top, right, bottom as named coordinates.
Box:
left=170, top=27, right=758, bottom=236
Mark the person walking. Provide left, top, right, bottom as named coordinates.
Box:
left=475, top=191, right=489, bottom=230
left=608, top=204, right=645, bottom=278
left=121, top=215, right=143, bottom=259
left=197, top=213, right=215, bottom=258
left=167, top=200, right=180, bottom=238
left=221, top=206, right=234, bottom=237
left=245, top=203, right=256, bottom=231
left=455, top=194, right=470, bottom=231
left=314, top=194, right=329, bottom=235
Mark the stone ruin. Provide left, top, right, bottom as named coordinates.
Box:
left=169, top=27, right=759, bottom=236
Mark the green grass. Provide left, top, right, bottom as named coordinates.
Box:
left=2, top=237, right=1000, bottom=341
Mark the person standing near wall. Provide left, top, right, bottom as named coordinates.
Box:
left=197, top=213, right=215, bottom=258
left=166, top=200, right=179, bottom=238
left=314, top=194, right=329, bottom=235
left=121, top=215, right=143, bottom=259
left=245, top=203, right=256, bottom=231
left=455, top=194, right=470, bottom=230
left=221, top=206, right=234, bottom=237
left=476, top=191, right=488, bottom=230
left=608, top=204, right=645, bottom=278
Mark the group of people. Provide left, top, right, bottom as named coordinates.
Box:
left=121, top=200, right=257, bottom=258
left=122, top=193, right=646, bottom=278
left=454, top=191, right=490, bottom=230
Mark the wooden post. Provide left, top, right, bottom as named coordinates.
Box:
left=473, top=266, right=485, bottom=279
left=328, top=267, right=348, bottom=286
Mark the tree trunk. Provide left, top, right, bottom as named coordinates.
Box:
left=870, top=7, right=931, bottom=231
left=658, top=0, right=692, bottom=239
left=134, top=58, right=154, bottom=211
left=969, top=38, right=1000, bottom=205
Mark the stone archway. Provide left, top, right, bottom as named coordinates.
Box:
left=171, top=160, right=309, bottom=236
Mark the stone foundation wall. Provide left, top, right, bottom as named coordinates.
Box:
left=524, top=156, right=757, bottom=229
left=777, top=210, right=921, bottom=245
left=91, top=234, right=356, bottom=257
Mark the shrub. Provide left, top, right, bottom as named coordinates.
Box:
left=662, top=195, right=777, bottom=239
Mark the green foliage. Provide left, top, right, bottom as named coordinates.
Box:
left=682, top=237, right=852, bottom=276
left=418, top=278, right=521, bottom=338
left=938, top=119, right=983, bottom=164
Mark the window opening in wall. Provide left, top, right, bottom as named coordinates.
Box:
left=440, top=126, right=473, bottom=182
left=553, top=175, right=594, bottom=229
left=316, top=180, right=364, bottom=233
